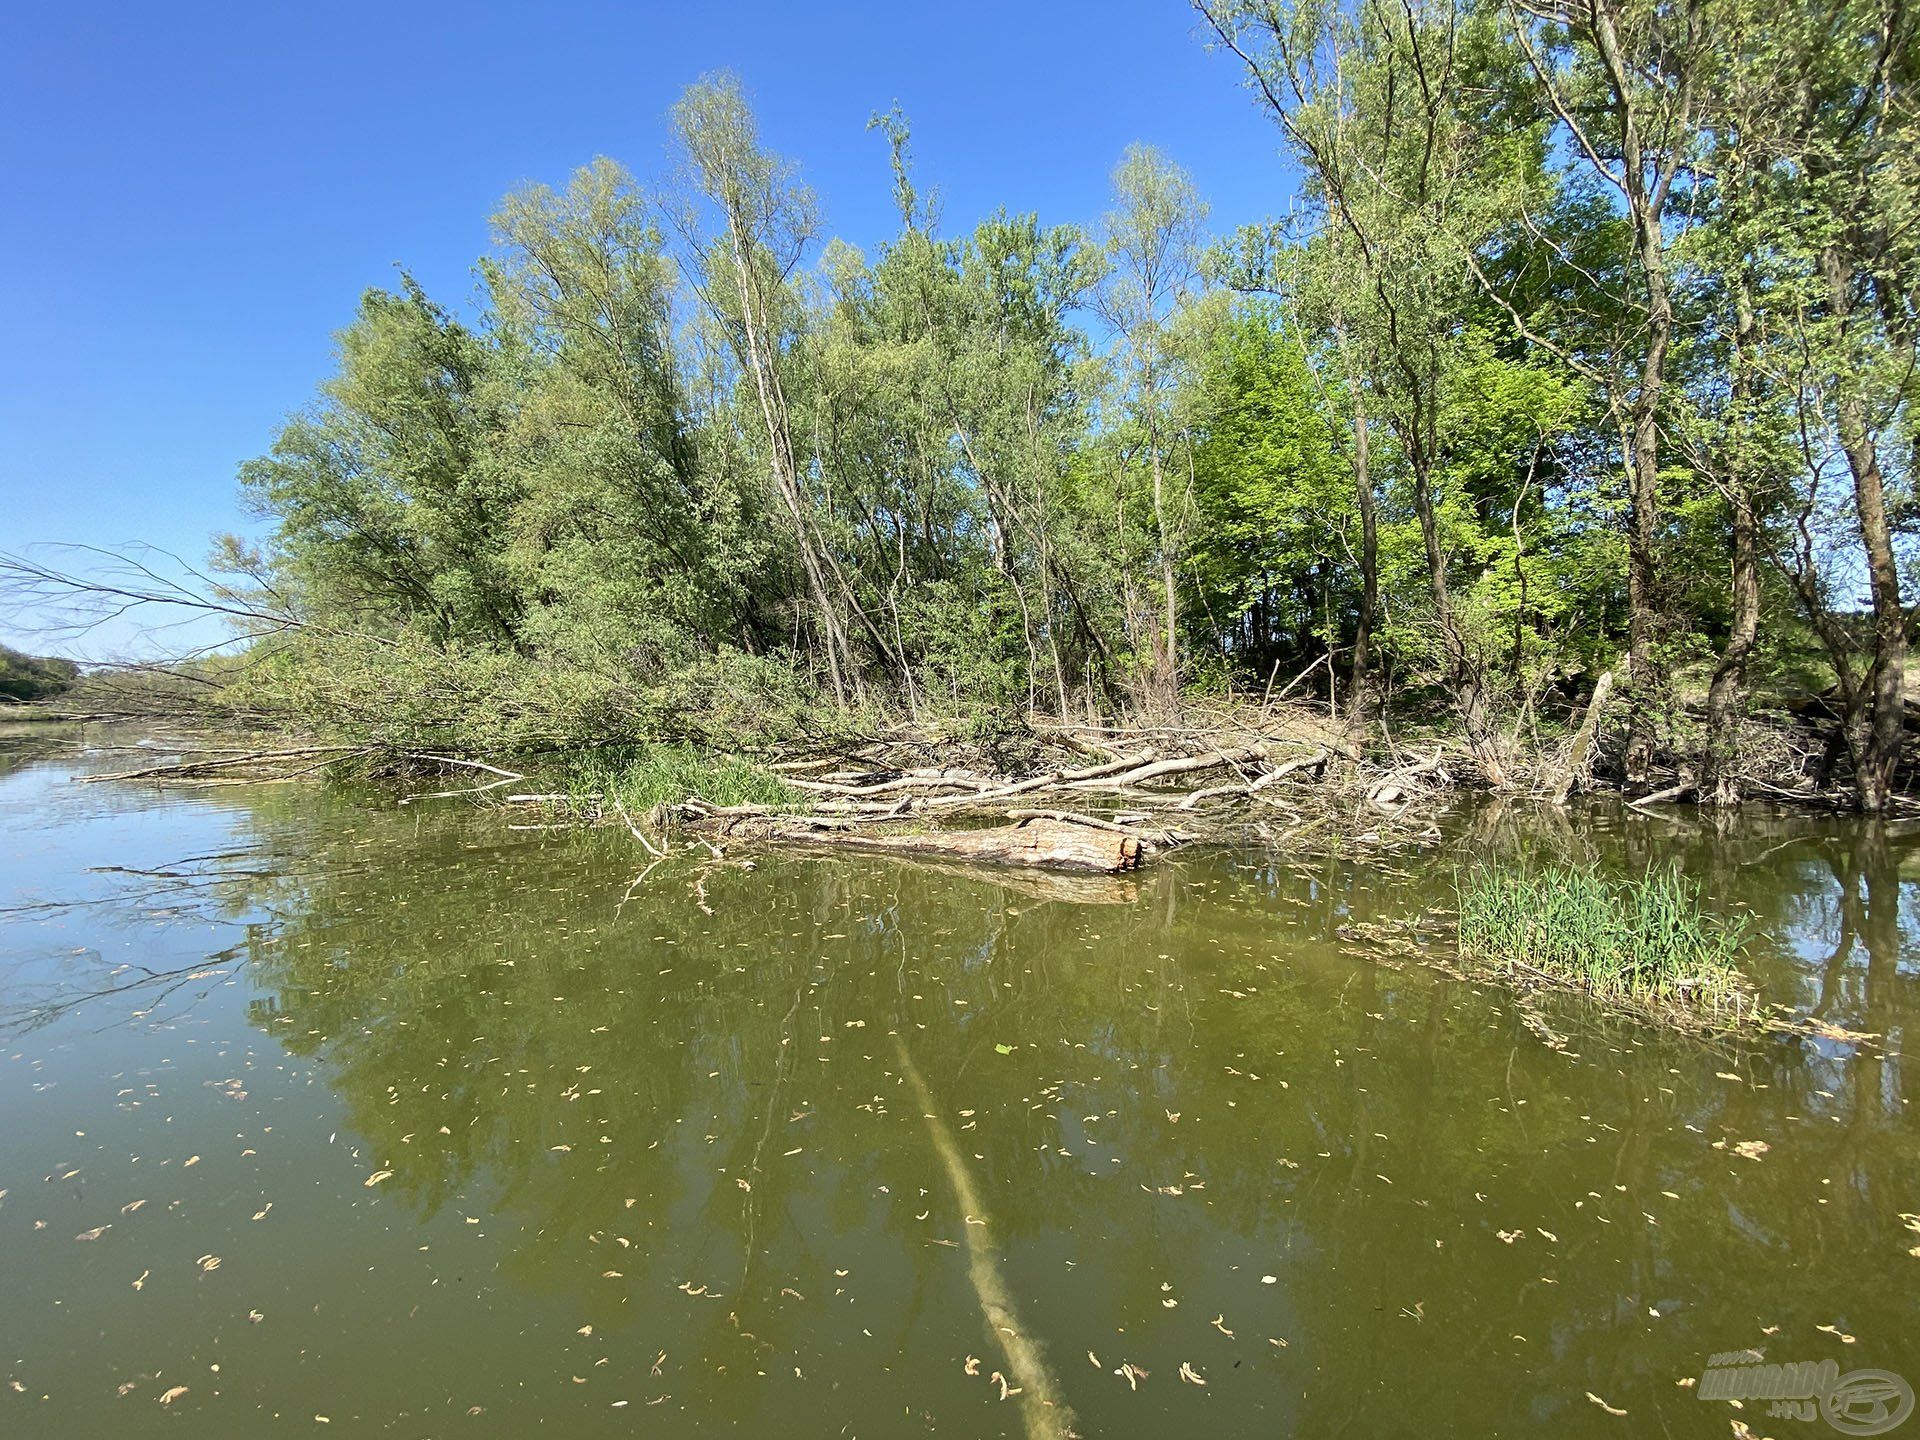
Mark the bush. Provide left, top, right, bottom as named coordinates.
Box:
left=225, top=633, right=821, bottom=754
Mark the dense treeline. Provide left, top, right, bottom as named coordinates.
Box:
left=220, top=0, right=1915, bottom=807
left=0, top=646, right=79, bottom=703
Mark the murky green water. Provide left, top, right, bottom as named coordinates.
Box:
left=3, top=727, right=1916, bottom=1437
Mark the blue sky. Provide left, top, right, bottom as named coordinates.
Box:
left=0, top=1, right=1294, bottom=658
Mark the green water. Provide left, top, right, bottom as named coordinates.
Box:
left=2, top=727, right=1916, bottom=1437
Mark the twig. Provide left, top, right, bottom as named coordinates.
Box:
left=609, top=794, right=668, bottom=858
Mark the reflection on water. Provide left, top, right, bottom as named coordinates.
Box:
left=1, top=729, right=1915, bottom=1437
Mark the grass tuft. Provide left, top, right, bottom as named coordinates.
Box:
left=558, top=745, right=798, bottom=813
left=1456, top=862, right=1753, bottom=1022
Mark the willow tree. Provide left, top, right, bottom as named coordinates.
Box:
left=1748, top=0, right=1918, bottom=810
left=1093, top=145, right=1210, bottom=711
left=806, top=108, right=1106, bottom=717
left=238, top=277, right=522, bottom=650
left=942, top=214, right=1107, bottom=717
left=669, top=73, right=863, bottom=702
left=1677, top=11, right=1792, bottom=807
left=1497, top=0, right=1717, bottom=783
left=1197, top=0, right=1530, bottom=784
left=485, top=158, right=766, bottom=667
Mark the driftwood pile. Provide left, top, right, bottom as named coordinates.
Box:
left=660, top=741, right=1305, bottom=872
left=655, top=726, right=1460, bottom=872
left=62, top=712, right=1472, bottom=875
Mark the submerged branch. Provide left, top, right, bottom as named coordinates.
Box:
left=892, top=1032, right=1078, bottom=1440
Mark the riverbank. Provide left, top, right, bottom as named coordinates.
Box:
left=33, top=700, right=1511, bottom=865
left=31, top=709, right=1888, bottom=1041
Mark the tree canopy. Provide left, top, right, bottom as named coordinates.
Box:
left=219, top=21, right=1916, bottom=806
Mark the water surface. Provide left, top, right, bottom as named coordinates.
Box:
left=2, top=727, right=1916, bottom=1436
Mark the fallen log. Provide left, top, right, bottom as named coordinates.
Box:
left=1060, top=743, right=1265, bottom=792
left=1367, top=746, right=1448, bottom=810
left=776, top=750, right=1161, bottom=816
left=399, top=754, right=525, bottom=803
left=1627, top=776, right=1694, bottom=811
left=782, top=766, right=995, bottom=798
left=761, top=816, right=1145, bottom=873
left=1177, top=748, right=1325, bottom=809
left=79, top=744, right=363, bottom=783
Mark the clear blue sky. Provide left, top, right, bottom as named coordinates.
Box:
left=0, top=1, right=1294, bottom=658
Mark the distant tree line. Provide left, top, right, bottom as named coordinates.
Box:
left=218, top=0, right=1914, bottom=808
left=0, top=646, right=79, bottom=702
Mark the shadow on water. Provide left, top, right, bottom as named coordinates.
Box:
left=1, top=729, right=1915, bottom=1436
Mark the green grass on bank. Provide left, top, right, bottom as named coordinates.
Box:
left=1457, top=863, right=1752, bottom=1021
left=555, top=744, right=798, bottom=814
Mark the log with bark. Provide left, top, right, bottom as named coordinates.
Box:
left=759, top=815, right=1146, bottom=873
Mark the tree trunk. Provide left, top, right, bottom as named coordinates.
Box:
left=1551, top=669, right=1615, bottom=803
left=1347, top=383, right=1379, bottom=716
left=1149, top=440, right=1180, bottom=711
left=1702, top=489, right=1760, bottom=806
left=1702, top=280, right=1761, bottom=808
left=1620, top=281, right=1668, bottom=787
left=1412, top=459, right=1507, bottom=787
left=1588, top=0, right=1677, bottom=787
left=1824, top=245, right=1905, bottom=811
left=722, top=219, right=855, bottom=704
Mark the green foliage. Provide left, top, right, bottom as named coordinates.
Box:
left=240, top=279, right=523, bottom=648
left=1186, top=305, right=1349, bottom=664
left=226, top=632, right=818, bottom=754
left=1457, top=863, right=1751, bottom=1015
left=214, top=39, right=1911, bottom=775
left=0, top=646, right=79, bottom=702
left=556, top=744, right=797, bottom=812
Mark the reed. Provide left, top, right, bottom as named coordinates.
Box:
left=1457, top=862, right=1751, bottom=1020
